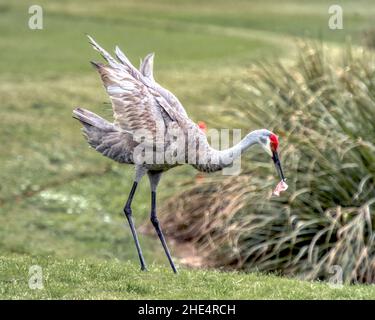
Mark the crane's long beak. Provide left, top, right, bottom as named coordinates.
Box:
left=272, top=151, right=286, bottom=181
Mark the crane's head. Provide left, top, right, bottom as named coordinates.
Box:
left=259, top=131, right=286, bottom=182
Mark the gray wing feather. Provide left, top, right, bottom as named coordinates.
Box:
left=140, top=53, right=155, bottom=81
left=139, top=52, right=189, bottom=118
left=87, top=36, right=182, bottom=131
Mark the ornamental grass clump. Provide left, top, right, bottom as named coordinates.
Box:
left=161, top=43, right=375, bottom=284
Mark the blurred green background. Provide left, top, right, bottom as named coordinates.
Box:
left=0, top=0, right=374, bottom=298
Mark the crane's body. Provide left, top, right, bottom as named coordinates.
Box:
left=73, top=36, right=286, bottom=273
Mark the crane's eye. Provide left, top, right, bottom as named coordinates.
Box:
left=259, top=136, right=272, bottom=156
left=259, top=136, right=267, bottom=144
left=269, top=134, right=279, bottom=151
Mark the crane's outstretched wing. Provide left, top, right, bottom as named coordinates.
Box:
left=87, top=36, right=181, bottom=136
left=139, top=52, right=189, bottom=118
left=90, top=61, right=164, bottom=134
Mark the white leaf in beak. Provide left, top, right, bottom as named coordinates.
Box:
left=273, top=180, right=288, bottom=196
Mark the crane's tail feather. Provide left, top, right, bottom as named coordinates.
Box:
left=73, top=107, right=113, bottom=131
left=73, top=107, right=134, bottom=164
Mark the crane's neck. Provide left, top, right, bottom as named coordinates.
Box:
left=217, top=129, right=265, bottom=165
left=194, top=129, right=268, bottom=172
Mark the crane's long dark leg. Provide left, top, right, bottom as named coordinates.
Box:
left=123, top=167, right=147, bottom=271
left=148, top=171, right=177, bottom=273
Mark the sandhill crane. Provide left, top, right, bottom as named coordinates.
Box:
left=73, top=36, right=287, bottom=274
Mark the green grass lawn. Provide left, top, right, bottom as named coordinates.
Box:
left=2, top=255, right=375, bottom=299
left=0, top=0, right=374, bottom=299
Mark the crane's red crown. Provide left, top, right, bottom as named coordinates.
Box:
left=269, top=133, right=279, bottom=151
